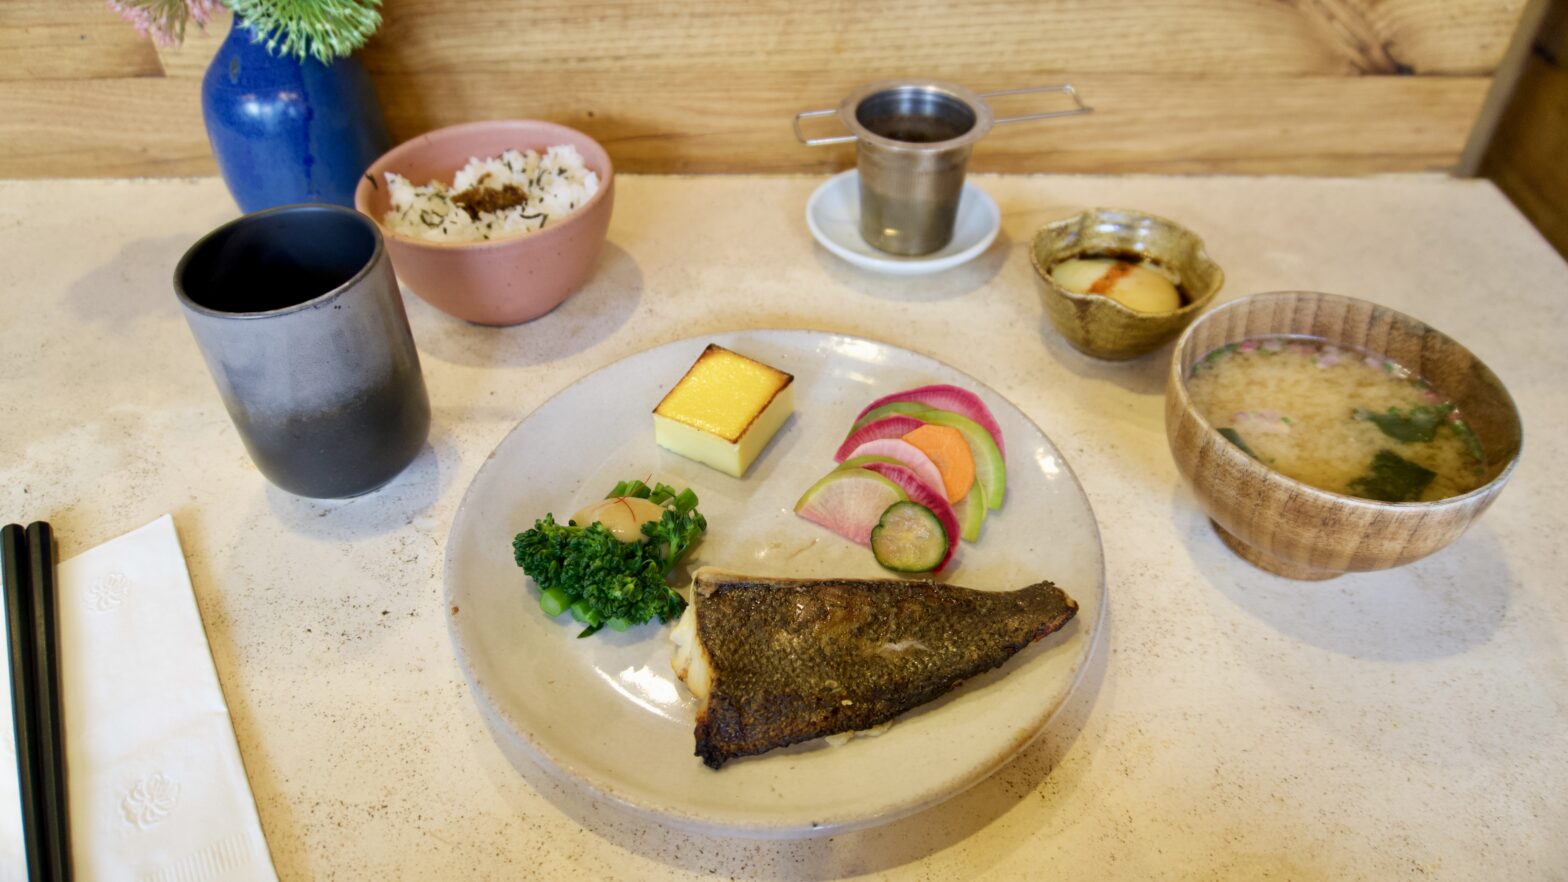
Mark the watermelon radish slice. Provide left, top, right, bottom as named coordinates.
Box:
left=914, top=410, right=1005, bottom=510
left=852, top=461, right=959, bottom=570
left=833, top=415, right=929, bottom=462
left=794, top=468, right=906, bottom=546
left=854, top=385, right=1006, bottom=458
left=839, top=439, right=946, bottom=503
left=952, top=489, right=987, bottom=542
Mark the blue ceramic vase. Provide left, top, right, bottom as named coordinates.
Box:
left=201, top=16, right=390, bottom=213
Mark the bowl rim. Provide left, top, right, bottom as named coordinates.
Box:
left=353, top=119, right=614, bottom=253
left=1167, top=290, right=1524, bottom=512
left=1029, top=207, right=1223, bottom=320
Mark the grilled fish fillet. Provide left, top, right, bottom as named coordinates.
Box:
left=670, top=567, right=1078, bottom=769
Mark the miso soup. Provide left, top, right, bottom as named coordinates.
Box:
left=1187, top=336, right=1486, bottom=502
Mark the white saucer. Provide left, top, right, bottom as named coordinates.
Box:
left=805, top=170, right=1001, bottom=276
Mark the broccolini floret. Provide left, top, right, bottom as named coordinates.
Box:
left=512, top=481, right=706, bottom=637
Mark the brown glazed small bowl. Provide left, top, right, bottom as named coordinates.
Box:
left=1165, top=291, right=1522, bottom=580
left=1030, top=208, right=1224, bottom=360
left=355, top=120, right=614, bottom=326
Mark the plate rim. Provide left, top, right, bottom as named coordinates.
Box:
left=442, top=328, right=1107, bottom=837
left=805, top=170, right=1001, bottom=276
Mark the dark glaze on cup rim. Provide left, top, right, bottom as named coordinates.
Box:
left=176, top=203, right=384, bottom=316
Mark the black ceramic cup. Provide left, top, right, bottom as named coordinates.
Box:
left=175, top=204, right=431, bottom=498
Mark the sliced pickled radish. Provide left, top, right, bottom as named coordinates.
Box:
left=839, top=439, right=945, bottom=503
left=793, top=468, right=906, bottom=546
left=952, top=489, right=986, bottom=543
left=849, top=401, right=929, bottom=432
left=833, top=415, right=929, bottom=462
left=854, top=385, right=1006, bottom=458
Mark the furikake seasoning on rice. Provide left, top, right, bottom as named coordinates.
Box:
left=384, top=146, right=599, bottom=243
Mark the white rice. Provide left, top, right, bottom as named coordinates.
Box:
left=383, top=146, right=600, bottom=243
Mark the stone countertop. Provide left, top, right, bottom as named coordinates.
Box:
left=2, top=174, right=1565, bottom=880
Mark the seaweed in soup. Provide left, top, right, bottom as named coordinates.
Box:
left=1348, top=450, right=1437, bottom=503
left=1354, top=404, right=1455, bottom=444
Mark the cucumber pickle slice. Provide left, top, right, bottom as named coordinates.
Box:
left=870, top=501, right=949, bottom=573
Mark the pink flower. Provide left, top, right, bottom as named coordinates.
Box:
left=105, top=0, right=220, bottom=48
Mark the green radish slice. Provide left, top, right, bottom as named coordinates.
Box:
left=952, top=489, right=986, bottom=543
left=838, top=454, right=904, bottom=470
left=849, top=401, right=930, bottom=433
left=794, top=467, right=907, bottom=547
left=871, top=502, right=949, bottom=573
left=913, top=410, right=1006, bottom=510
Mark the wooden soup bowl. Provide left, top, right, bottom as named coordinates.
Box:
left=1165, top=291, right=1522, bottom=580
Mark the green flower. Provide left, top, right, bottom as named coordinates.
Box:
left=229, top=0, right=383, bottom=64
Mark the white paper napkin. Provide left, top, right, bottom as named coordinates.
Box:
left=2, top=514, right=276, bottom=881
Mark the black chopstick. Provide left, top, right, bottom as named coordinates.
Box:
left=28, top=523, right=71, bottom=880
left=3, top=522, right=72, bottom=882
left=2, top=523, right=46, bottom=881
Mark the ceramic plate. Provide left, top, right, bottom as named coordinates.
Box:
left=806, top=171, right=1001, bottom=276
left=444, top=329, right=1104, bottom=838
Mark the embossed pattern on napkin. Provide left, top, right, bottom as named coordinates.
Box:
left=54, top=515, right=277, bottom=882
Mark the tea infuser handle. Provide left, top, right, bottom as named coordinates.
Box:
left=982, top=84, right=1093, bottom=125
left=793, top=108, right=858, bottom=146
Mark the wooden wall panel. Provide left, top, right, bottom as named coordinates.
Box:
left=0, top=1, right=162, bottom=82
left=364, top=0, right=1519, bottom=77
left=0, top=0, right=1530, bottom=177
left=1480, top=0, right=1568, bottom=258
left=371, top=71, right=1491, bottom=175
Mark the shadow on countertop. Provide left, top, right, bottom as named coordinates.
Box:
left=811, top=229, right=1012, bottom=304
left=67, top=234, right=200, bottom=327
left=1036, top=312, right=1172, bottom=399
left=262, top=431, right=451, bottom=543
left=1171, top=480, right=1514, bottom=662
left=407, top=241, right=643, bottom=369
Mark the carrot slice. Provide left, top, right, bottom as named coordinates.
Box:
left=901, top=424, right=974, bottom=503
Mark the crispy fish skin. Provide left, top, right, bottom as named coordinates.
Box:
left=686, top=569, right=1077, bottom=769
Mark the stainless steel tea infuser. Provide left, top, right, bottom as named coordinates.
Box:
left=795, top=80, right=1091, bottom=256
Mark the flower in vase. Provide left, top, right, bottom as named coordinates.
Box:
left=106, top=0, right=383, bottom=64
left=105, top=0, right=223, bottom=47
left=227, top=0, right=383, bottom=65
